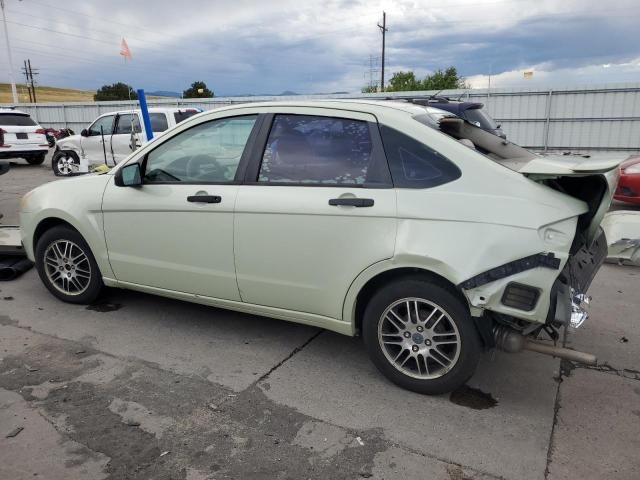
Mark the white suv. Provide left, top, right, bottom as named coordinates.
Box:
left=52, top=107, right=201, bottom=176
left=0, top=108, right=49, bottom=165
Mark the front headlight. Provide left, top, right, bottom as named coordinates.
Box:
left=623, top=163, right=640, bottom=174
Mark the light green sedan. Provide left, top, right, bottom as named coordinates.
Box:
left=19, top=100, right=622, bottom=394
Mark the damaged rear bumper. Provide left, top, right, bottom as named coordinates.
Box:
left=460, top=228, right=607, bottom=326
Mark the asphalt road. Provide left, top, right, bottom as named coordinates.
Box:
left=0, top=157, right=639, bottom=480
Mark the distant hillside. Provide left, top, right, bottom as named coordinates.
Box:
left=147, top=90, right=181, bottom=98
left=0, top=83, right=94, bottom=103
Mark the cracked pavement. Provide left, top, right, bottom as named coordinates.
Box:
left=0, top=161, right=639, bottom=479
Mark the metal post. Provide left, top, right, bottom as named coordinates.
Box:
left=137, top=89, right=153, bottom=141
left=543, top=89, right=553, bottom=152
left=0, top=0, right=18, bottom=103
left=377, top=12, right=387, bottom=93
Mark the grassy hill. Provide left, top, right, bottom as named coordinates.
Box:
left=0, top=83, right=95, bottom=103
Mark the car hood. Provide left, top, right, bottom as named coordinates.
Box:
left=56, top=135, right=82, bottom=148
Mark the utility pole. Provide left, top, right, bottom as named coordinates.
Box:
left=28, top=59, right=38, bottom=103
left=377, top=11, right=388, bottom=92
left=0, top=0, right=18, bottom=103
left=21, top=60, right=32, bottom=102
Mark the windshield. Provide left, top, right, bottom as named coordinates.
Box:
left=0, top=113, right=37, bottom=126
left=463, top=108, right=499, bottom=130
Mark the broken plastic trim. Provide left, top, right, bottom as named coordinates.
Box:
left=458, top=253, right=561, bottom=290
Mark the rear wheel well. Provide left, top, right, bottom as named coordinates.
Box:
left=33, top=218, right=78, bottom=251
left=353, top=267, right=469, bottom=336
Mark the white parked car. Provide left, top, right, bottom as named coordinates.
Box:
left=0, top=107, right=49, bottom=164
left=20, top=100, right=621, bottom=394
left=52, top=107, right=201, bottom=176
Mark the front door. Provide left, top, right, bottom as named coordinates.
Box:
left=102, top=114, right=259, bottom=301
left=110, top=113, right=143, bottom=164
left=81, top=114, right=115, bottom=165
left=234, top=112, right=397, bottom=319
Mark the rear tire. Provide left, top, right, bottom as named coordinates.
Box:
left=52, top=150, right=80, bottom=176
left=35, top=226, right=103, bottom=304
left=26, top=153, right=46, bottom=165
left=362, top=277, right=481, bottom=395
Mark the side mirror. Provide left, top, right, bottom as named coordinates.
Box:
left=80, top=129, right=89, bottom=137
left=0, top=161, right=10, bottom=176
left=115, top=163, right=142, bottom=187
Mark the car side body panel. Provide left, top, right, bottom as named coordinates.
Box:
left=19, top=174, right=114, bottom=279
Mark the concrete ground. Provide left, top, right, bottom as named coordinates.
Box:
left=0, top=156, right=639, bottom=480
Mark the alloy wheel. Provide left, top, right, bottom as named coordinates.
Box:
left=56, top=154, right=78, bottom=175
left=378, top=297, right=461, bottom=379
left=43, top=240, right=92, bottom=295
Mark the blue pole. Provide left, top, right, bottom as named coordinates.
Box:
left=137, top=89, right=153, bottom=141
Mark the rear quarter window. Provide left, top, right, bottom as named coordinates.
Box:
left=380, top=125, right=461, bottom=188
left=0, top=114, right=37, bottom=126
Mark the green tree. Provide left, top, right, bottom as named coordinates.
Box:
left=183, top=81, right=214, bottom=98
left=382, top=66, right=467, bottom=92
left=421, top=67, right=467, bottom=90
left=387, top=71, right=420, bottom=92
left=94, top=82, right=138, bottom=101
left=361, top=84, right=378, bottom=93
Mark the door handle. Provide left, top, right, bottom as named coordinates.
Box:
left=187, top=195, right=221, bottom=204
left=328, top=198, right=374, bottom=207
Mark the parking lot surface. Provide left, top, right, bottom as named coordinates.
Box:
left=1, top=159, right=639, bottom=479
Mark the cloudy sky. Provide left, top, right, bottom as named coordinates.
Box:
left=1, top=0, right=639, bottom=96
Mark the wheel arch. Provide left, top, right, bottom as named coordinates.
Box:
left=346, top=265, right=470, bottom=337
left=33, top=217, right=81, bottom=252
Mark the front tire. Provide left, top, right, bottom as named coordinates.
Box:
left=35, top=226, right=103, bottom=304
left=52, top=150, right=80, bottom=176
left=26, top=153, right=46, bottom=165
left=362, top=278, right=481, bottom=395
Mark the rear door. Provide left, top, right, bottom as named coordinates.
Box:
left=234, top=109, right=397, bottom=319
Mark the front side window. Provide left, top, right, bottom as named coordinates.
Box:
left=88, top=115, right=114, bottom=136
left=380, top=125, right=461, bottom=188
left=143, top=115, right=257, bottom=184
left=258, top=114, right=376, bottom=185
left=114, top=114, right=141, bottom=135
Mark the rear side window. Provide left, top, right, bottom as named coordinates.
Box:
left=0, top=114, right=36, bottom=126
left=174, top=110, right=199, bottom=124
left=258, top=114, right=388, bottom=186
left=149, top=113, right=169, bottom=132
left=380, top=125, right=461, bottom=188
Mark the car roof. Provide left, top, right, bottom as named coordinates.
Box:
left=97, top=107, right=198, bottom=116
left=205, top=99, right=432, bottom=117
left=0, top=108, right=30, bottom=116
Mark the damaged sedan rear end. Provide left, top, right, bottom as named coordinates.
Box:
left=415, top=106, right=620, bottom=367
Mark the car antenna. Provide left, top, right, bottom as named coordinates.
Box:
left=427, top=90, right=443, bottom=101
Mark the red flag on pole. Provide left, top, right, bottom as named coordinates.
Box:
left=120, top=38, right=132, bottom=60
